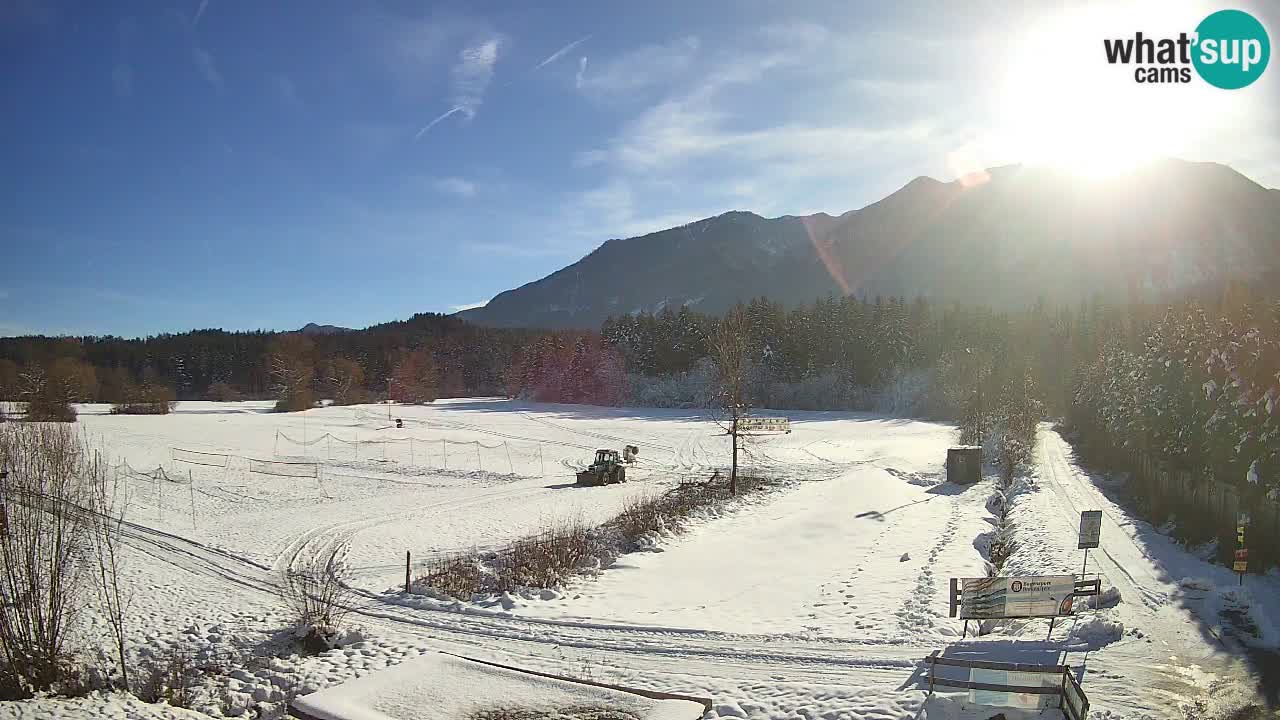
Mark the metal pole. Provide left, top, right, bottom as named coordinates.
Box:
left=410, top=438, right=415, bottom=466
left=476, top=444, right=482, bottom=471
left=405, top=550, right=411, bottom=594
left=443, top=440, right=447, bottom=469
left=539, top=446, right=545, bottom=477
left=1047, top=616, right=1056, bottom=641
left=505, top=442, right=514, bottom=474
left=1081, top=548, right=1089, bottom=578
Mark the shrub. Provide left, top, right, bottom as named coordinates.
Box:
left=0, top=424, right=103, bottom=692
left=206, top=382, right=243, bottom=402
left=111, top=381, right=176, bottom=415
left=280, top=542, right=355, bottom=652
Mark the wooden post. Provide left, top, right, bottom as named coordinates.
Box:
left=405, top=550, right=411, bottom=594
left=189, top=470, right=196, bottom=530
left=730, top=414, right=739, bottom=496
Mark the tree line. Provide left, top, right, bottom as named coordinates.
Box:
left=1, top=292, right=1275, bottom=495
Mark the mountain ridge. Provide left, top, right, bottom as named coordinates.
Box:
left=459, top=158, right=1280, bottom=329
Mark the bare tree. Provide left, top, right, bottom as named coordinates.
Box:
left=88, top=453, right=130, bottom=691
left=323, top=357, right=366, bottom=406
left=710, top=306, right=751, bottom=495
left=268, top=334, right=316, bottom=412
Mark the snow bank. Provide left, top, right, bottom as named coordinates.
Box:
left=1065, top=616, right=1125, bottom=650
left=290, top=652, right=705, bottom=720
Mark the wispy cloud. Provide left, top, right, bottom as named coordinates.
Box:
left=450, top=38, right=500, bottom=119
left=577, top=36, right=699, bottom=96
left=416, top=37, right=502, bottom=139
left=193, top=47, right=223, bottom=92
left=534, top=34, right=591, bottom=70
left=192, top=0, right=210, bottom=26
left=433, top=177, right=478, bottom=198
left=272, top=73, right=301, bottom=107
left=449, top=301, right=486, bottom=312
left=575, top=56, right=588, bottom=89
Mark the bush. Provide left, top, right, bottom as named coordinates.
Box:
left=0, top=424, right=103, bottom=692
left=274, top=388, right=315, bottom=413
left=206, top=382, right=243, bottom=402
left=280, top=542, right=355, bottom=652
left=416, top=474, right=772, bottom=598
left=111, top=382, right=176, bottom=415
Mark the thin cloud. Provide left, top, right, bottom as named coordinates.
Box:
left=575, top=56, right=588, bottom=89
left=193, top=47, right=223, bottom=92
left=450, top=38, right=501, bottom=119
left=192, top=0, right=210, bottom=26
left=415, top=106, right=465, bottom=141
left=534, top=34, right=591, bottom=70
left=433, top=177, right=478, bottom=198
left=416, top=37, right=502, bottom=140
left=273, top=73, right=301, bottom=108
left=578, top=36, right=699, bottom=95
left=449, top=301, right=487, bottom=312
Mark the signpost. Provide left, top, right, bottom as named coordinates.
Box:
left=737, top=417, right=791, bottom=433
left=1236, top=512, right=1249, bottom=585
left=1078, top=510, right=1102, bottom=576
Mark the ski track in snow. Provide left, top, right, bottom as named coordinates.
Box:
left=5, top=402, right=1273, bottom=719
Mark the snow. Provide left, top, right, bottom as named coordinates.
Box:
left=3, top=402, right=1275, bottom=719
left=290, top=652, right=703, bottom=720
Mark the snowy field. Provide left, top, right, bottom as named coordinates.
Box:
left=2, top=400, right=1277, bottom=719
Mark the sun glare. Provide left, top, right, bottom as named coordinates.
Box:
left=989, top=4, right=1219, bottom=180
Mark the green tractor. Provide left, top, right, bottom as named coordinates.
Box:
left=576, top=449, right=627, bottom=486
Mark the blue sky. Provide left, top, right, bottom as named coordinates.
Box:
left=3, top=0, right=1278, bottom=337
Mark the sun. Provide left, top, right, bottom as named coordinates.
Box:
left=987, top=4, right=1217, bottom=180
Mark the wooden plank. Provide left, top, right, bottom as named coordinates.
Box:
left=923, top=655, right=1068, bottom=674
left=440, top=652, right=714, bottom=713
left=949, top=578, right=959, bottom=618
left=926, top=677, right=1063, bottom=695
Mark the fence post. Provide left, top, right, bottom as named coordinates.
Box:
left=189, top=469, right=196, bottom=530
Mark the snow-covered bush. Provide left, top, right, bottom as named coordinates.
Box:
left=626, top=357, right=718, bottom=408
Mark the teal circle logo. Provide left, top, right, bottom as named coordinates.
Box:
left=1193, top=9, right=1270, bottom=89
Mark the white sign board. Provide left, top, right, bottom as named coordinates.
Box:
left=960, top=575, right=1076, bottom=619
left=738, top=417, right=790, bottom=433
left=970, top=668, right=1059, bottom=709
left=1078, top=510, right=1102, bottom=549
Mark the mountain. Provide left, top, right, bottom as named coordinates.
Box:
left=459, top=159, right=1280, bottom=329
left=298, top=322, right=350, bottom=335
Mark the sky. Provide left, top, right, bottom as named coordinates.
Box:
left=3, top=0, right=1278, bottom=338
